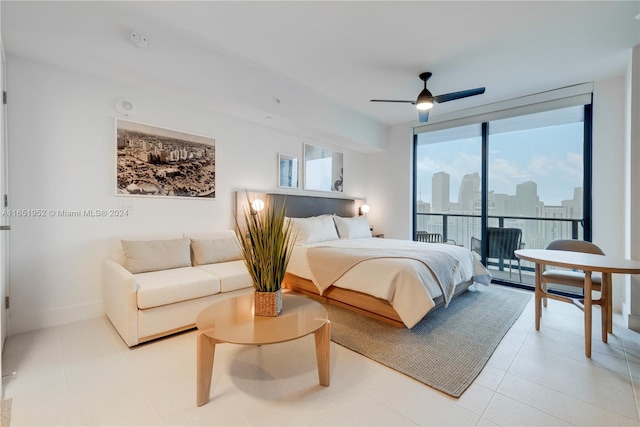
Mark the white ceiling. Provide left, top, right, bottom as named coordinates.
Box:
left=2, top=1, right=639, bottom=128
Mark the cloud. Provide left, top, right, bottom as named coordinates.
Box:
left=416, top=120, right=585, bottom=206
left=556, top=152, right=583, bottom=182
left=489, top=158, right=523, bottom=192
left=528, top=155, right=554, bottom=176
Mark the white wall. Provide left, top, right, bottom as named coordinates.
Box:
left=592, top=74, right=626, bottom=257
left=365, top=124, right=413, bottom=240
left=592, top=75, right=628, bottom=312
left=625, top=44, right=640, bottom=330
left=5, top=55, right=369, bottom=335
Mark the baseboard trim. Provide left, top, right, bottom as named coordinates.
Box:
left=8, top=301, right=103, bottom=336
left=628, top=313, right=640, bottom=332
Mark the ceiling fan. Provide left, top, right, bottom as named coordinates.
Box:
left=370, top=72, right=485, bottom=123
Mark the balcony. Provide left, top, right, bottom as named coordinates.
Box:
left=416, top=213, right=584, bottom=293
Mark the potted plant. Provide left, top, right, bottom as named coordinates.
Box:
left=235, top=193, right=296, bottom=316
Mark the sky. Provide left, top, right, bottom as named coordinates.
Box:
left=416, top=121, right=583, bottom=206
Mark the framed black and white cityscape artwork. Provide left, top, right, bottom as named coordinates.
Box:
left=116, top=119, right=216, bottom=199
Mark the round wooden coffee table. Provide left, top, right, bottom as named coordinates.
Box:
left=196, top=292, right=330, bottom=406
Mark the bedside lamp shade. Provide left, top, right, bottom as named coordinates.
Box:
left=251, top=199, right=265, bottom=213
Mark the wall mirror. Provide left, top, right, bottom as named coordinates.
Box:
left=304, top=144, right=343, bottom=192
left=277, top=153, right=299, bottom=189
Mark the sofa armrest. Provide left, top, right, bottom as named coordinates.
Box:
left=103, top=258, right=139, bottom=347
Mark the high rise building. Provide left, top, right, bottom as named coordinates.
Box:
left=515, top=181, right=540, bottom=216
left=432, top=172, right=450, bottom=213
left=561, top=187, right=583, bottom=218
left=416, top=200, right=431, bottom=232
left=489, top=192, right=512, bottom=216
left=458, top=172, right=480, bottom=212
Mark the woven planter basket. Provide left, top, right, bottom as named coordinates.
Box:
left=254, top=289, right=283, bottom=317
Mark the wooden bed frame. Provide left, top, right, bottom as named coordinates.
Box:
left=283, top=272, right=474, bottom=328
left=283, top=273, right=405, bottom=327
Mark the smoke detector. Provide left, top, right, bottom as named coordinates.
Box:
left=116, top=99, right=137, bottom=116
left=130, top=32, right=148, bottom=48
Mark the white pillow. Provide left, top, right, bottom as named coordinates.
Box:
left=333, top=216, right=372, bottom=239
left=190, top=237, right=242, bottom=266
left=121, top=238, right=191, bottom=274
left=291, top=215, right=339, bottom=244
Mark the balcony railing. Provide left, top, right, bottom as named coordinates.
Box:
left=416, top=212, right=583, bottom=290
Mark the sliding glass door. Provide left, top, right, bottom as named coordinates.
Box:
left=414, top=104, right=591, bottom=292
left=414, top=124, right=482, bottom=247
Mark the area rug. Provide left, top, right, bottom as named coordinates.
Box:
left=324, top=285, right=531, bottom=397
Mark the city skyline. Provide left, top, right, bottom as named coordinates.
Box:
left=116, top=122, right=216, bottom=198
left=417, top=170, right=584, bottom=251
left=416, top=109, right=584, bottom=207
left=421, top=170, right=583, bottom=218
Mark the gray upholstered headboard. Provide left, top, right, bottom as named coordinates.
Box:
left=268, top=193, right=355, bottom=218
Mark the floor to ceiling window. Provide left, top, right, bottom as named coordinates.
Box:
left=415, top=124, right=482, bottom=246
left=413, top=87, right=592, bottom=293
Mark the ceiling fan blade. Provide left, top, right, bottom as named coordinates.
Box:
left=434, top=87, right=485, bottom=103
left=370, top=99, right=415, bottom=104
left=418, top=109, right=430, bottom=123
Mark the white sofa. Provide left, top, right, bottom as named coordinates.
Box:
left=103, top=230, right=253, bottom=347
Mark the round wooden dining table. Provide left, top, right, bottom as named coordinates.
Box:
left=515, top=249, right=640, bottom=357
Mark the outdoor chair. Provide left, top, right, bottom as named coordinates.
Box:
left=416, top=231, right=457, bottom=245
left=471, top=227, right=523, bottom=281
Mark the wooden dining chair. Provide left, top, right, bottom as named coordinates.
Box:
left=541, top=239, right=612, bottom=333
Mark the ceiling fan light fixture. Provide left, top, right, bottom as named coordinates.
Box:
left=415, top=88, right=434, bottom=110
left=370, top=72, right=485, bottom=123
left=416, top=100, right=433, bottom=110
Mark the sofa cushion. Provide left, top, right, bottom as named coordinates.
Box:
left=110, top=232, right=184, bottom=267
left=191, top=237, right=242, bottom=266
left=134, top=266, right=221, bottom=309
left=196, top=260, right=252, bottom=293
left=122, top=238, right=191, bottom=274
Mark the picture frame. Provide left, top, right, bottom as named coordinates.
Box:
left=115, top=119, right=216, bottom=199
left=277, top=153, right=299, bottom=189
left=303, top=143, right=343, bottom=192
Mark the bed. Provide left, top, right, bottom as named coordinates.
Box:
left=237, top=192, right=491, bottom=328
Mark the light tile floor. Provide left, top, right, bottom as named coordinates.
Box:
left=2, top=288, right=640, bottom=426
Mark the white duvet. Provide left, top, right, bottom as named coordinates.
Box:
left=286, top=238, right=491, bottom=328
